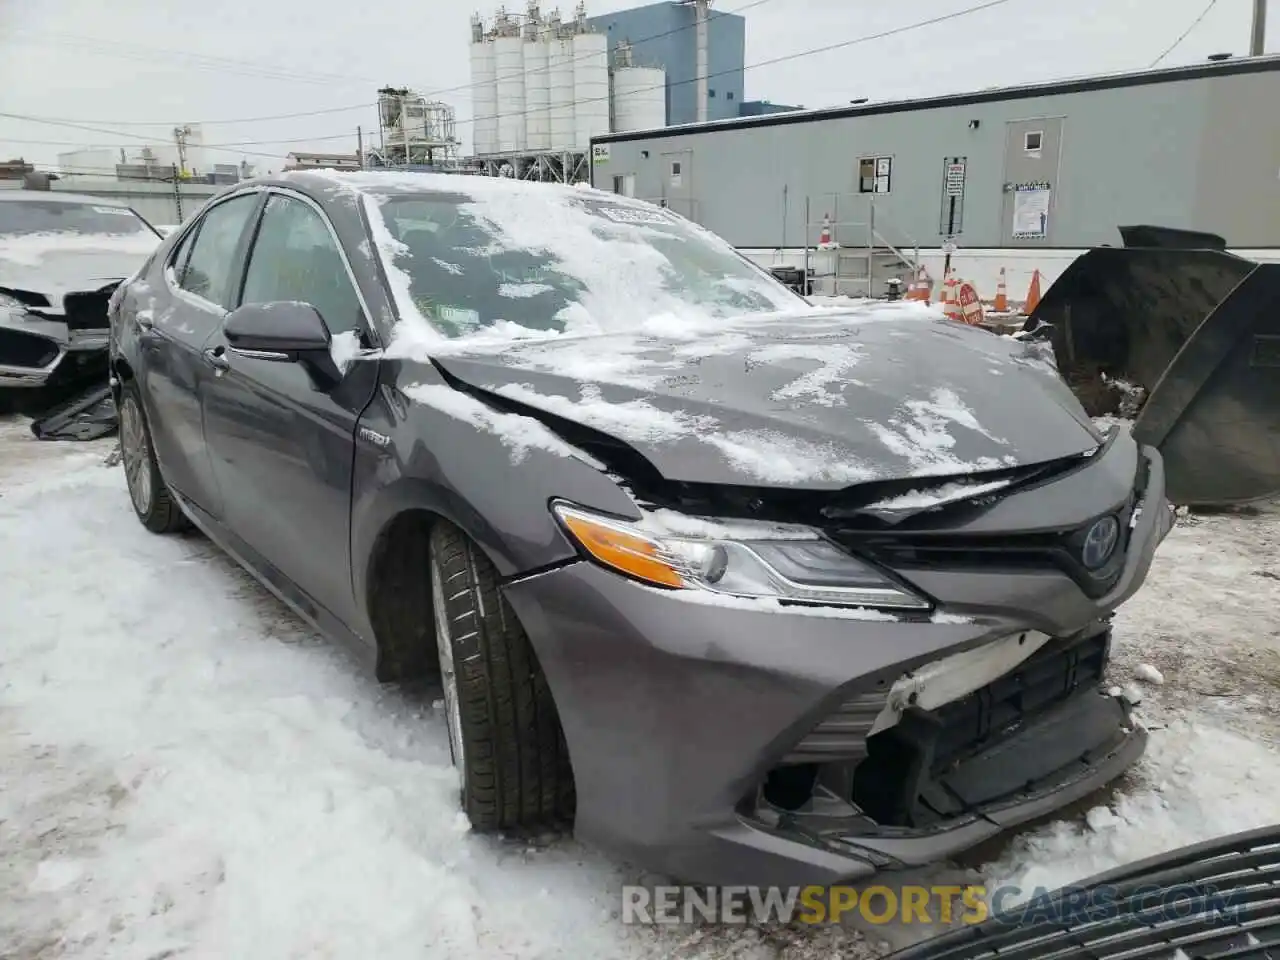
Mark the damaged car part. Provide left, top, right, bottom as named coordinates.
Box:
left=0, top=191, right=162, bottom=430
left=111, top=172, right=1175, bottom=886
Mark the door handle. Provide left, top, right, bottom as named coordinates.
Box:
left=203, top=346, right=231, bottom=373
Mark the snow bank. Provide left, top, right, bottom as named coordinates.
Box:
left=0, top=443, right=671, bottom=959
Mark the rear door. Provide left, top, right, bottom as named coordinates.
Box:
left=660, top=149, right=695, bottom=221
left=141, top=190, right=263, bottom=517
left=199, top=189, right=380, bottom=633
left=1000, top=117, right=1064, bottom=247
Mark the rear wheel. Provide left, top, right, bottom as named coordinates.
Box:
left=428, top=519, right=574, bottom=831
left=118, top=382, right=188, bottom=534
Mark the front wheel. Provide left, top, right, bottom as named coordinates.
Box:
left=118, top=382, right=188, bottom=534
left=428, top=519, right=574, bottom=831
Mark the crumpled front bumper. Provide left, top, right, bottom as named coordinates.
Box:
left=0, top=314, right=109, bottom=389
left=500, top=445, right=1173, bottom=887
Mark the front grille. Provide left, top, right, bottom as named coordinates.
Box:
left=929, top=629, right=1109, bottom=772
left=831, top=502, right=1136, bottom=599
left=61, top=286, right=116, bottom=331
left=851, top=629, right=1111, bottom=826
left=0, top=327, right=60, bottom=369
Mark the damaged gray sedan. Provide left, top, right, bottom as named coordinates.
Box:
left=107, top=171, right=1176, bottom=887
left=1, top=191, right=161, bottom=404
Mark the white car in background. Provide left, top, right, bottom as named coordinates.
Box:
left=0, top=191, right=162, bottom=405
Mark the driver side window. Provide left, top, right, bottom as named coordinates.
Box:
left=240, top=194, right=363, bottom=337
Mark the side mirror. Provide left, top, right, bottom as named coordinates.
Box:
left=224, top=301, right=331, bottom=357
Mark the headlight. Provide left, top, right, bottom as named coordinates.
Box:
left=551, top=502, right=930, bottom=611
left=0, top=292, right=27, bottom=313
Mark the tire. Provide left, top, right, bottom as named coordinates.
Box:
left=118, top=381, right=188, bottom=534
left=429, top=519, right=574, bottom=831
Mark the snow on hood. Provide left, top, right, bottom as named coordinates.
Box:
left=431, top=307, right=1102, bottom=489
left=0, top=231, right=160, bottom=301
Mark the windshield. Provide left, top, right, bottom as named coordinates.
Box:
left=0, top=199, right=159, bottom=238
left=366, top=189, right=806, bottom=339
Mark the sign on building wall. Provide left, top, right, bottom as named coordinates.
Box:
left=591, top=144, right=610, bottom=165
left=1012, top=181, right=1052, bottom=238
left=938, top=156, right=967, bottom=236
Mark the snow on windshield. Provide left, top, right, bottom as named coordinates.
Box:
left=0, top=231, right=160, bottom=268
left=358, top=181, right=807, bottom=352
left=0, top=199, right=157, bottom=240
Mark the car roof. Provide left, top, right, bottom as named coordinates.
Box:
left=0, top=190, right=132, bottom=207
left=248, top=168, right=639, bottom=206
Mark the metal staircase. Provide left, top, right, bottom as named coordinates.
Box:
left=804, top=194, right=921, bottom=299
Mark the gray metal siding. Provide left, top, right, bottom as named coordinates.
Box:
left=588, top=2, right=744, bottom=127
left=1192, top=70, right=1280, bottom=247
left=589, top=69, right=1275, bottom=249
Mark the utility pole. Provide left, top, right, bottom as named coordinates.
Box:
left=172, top=125, right=192, bottom=177
left=1250, top=0, right=1266, bottom=55
left=170, top=164, right=184, bottom=222
left=357, top=126, right=365, bottom=169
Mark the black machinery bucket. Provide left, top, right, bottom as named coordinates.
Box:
left=1023, top=227, right=1280, bottom=507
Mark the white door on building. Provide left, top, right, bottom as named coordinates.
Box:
left=1000, top=117, right=1064, bottom=246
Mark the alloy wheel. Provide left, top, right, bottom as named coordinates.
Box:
left=119, top=395, right=154, bottom=517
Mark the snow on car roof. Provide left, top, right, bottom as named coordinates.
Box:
left=0, top=191, right=132, bottom=207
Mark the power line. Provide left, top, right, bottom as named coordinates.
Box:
left=1149, top=0, right=1221, bottom=66
left=2, top=29, right=381, bottom=88
left=3, top=0, right=775, bottom=129
left=5, top=0, right=1014, bottom=162
left=443, top=0, right=1019, bottom=129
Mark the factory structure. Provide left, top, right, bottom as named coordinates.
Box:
left=465, top=0, right=798, bottom=181
left=589, top=53, right=1280, bottom=294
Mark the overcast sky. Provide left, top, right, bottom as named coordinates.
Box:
left=0, top=0, right=1272, bottom=173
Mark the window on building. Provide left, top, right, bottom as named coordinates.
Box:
left=612, top=175, right=625, bottom=194
left=708, top=89, right=716, bottom=98
left=858, top=156, right=892, bottom=194
left=1024, top=131, right=1043, bottom=154
left=726, top=91, right=734, bottom=100
left=670, top=161, right=681, bottom=178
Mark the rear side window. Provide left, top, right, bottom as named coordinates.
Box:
left=178, top=194, right=260, bottom=309
left=240, top=194, right=362, bottom=336
left=168, top=225, right=198, bottom=285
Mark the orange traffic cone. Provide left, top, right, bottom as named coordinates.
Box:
left=905, top=265, right=929, bottom=302
left=993, top=267, right=1009, bottom=312
left=818, top=213, right=832, bottom=246
left=943, top=272, right=964, bottom=323
left=1024, top=269, right=1042, bottom=314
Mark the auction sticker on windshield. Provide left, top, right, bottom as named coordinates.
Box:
left=595, top=205, right=677, bottom=226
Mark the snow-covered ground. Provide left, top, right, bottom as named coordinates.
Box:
left=2, top=417, right=1278, bottom=959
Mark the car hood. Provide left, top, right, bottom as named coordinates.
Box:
left=427, top=306, right=1104, bottom=490
left=0, top=233, right=159, bottom=308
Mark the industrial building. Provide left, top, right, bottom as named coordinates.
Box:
left=585, top=0, right=742, bottom=126
left=589, top=54, right=1280, bottom=295
left=465, top=0, right=797, bottom=181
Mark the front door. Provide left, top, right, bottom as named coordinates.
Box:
left=200, top=189, right=379, bottom=633
left=1000, top=117, right=1064, bottom=246
left=140, top=190, right=263, bottom=517
left=660, top=149, right=695, bottom=221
